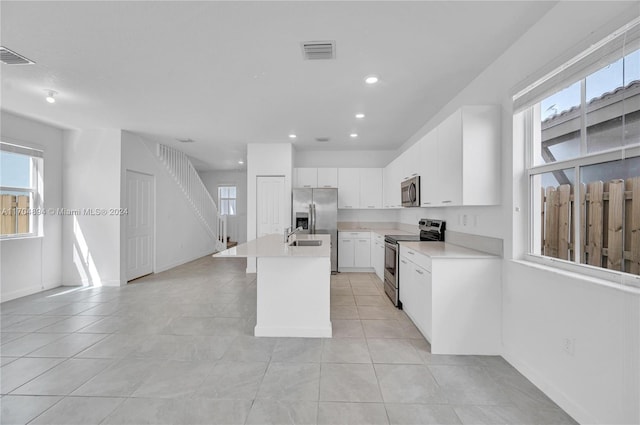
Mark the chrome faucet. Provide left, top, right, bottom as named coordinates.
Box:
left=284, top=226, right=303, bottom=243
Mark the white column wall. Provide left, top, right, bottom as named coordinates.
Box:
left=246, top=143, right=292, bottom=273
left=62, top=128, right=123, bottom=287
left=0, top=112, right=64, bottom=301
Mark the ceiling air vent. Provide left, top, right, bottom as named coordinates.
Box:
left=315, top=137, right=330, bottom=143
left=0, top=47, right=35, bottom=65
left=177, top=138, right=195, bottom=143
left=301, top=41, right=335, bottom=60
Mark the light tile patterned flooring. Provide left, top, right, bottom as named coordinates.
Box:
left=0, top=256, right=577, bottom=425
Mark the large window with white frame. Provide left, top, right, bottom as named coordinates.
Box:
left=518, top=18, right=640, bottom=285
left=0, top=142, right=43, bottom=238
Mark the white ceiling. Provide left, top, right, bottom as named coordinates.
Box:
left=1, top=1, right=555, bottom=171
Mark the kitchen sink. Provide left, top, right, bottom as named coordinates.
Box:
left=289, top=239, right=322, bottom=247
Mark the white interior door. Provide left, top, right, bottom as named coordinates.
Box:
left=126, top=170, right=154, bottom=281
left=257, top=176, right=286, bottom=237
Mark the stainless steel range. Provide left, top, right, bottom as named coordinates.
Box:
left=383, top=219, right=445, bottom=308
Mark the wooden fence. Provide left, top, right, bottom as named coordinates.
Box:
left=1, top=194, right=30, bottom=235
left=542, top=176, right=640, bottom=275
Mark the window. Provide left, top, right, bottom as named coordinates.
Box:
left=523, top=39, right=640, bottom=281
left=217, top=185, right=236, bottom=216
left=0, top=142, right=43, bottom=238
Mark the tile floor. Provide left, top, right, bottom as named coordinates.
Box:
left=0, top=256, right=577, bottom=425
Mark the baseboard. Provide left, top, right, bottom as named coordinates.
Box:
left=338, top=267, right=375, bottom=273
left=502, top=348, right=592, bottom=424
left=0, top=285, right=56, bottom=303
left=61, top=279, right=123, bottom=287
left=155, top=249, right=215, bottom=273
left=254, top=324, right=332, bottom=338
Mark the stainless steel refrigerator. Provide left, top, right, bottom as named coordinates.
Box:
left=292, top=188, right=338, bottom=272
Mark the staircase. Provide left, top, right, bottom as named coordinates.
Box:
left=156, top=143, right=227, bottom=252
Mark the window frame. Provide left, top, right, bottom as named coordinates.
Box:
left=523, top=72, right=640, bottom=288
left=0, top=142, right=44, bottom=240
left=217, top=184, right=237, bottom=217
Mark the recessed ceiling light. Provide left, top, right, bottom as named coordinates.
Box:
left=355, top=113, right=365, bottom=119
left=350, top=133, right=358, bottom=138
left=45, top=90, right=57, bottom=103
left=238, top=160, right=244, bottom=165
left=289, top=134, right=297, bottom=139
left=364, top=75, right=379, bottom=84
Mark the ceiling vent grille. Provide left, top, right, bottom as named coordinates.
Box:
left=177, top=138, right=195, bottom=143
left=0, top=47, right=35, bottom=65
left=301, top=41, right=335, bottom=60
left=315, top=137, right=330, bottom=143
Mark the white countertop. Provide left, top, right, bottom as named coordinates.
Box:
left=214, top=234, right=331, bottom=258
left=399, top=241, right=498, bottom=259
left=339, top=227, right=417, bottom=237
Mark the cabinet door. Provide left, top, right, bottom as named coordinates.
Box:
left=295, top=168, right=318, bottom=188
left=413, top=264, right=432, bottom=341
left=371, top=240, right=384, bottom=280
left=317, top=168, right=338, bottom=188
left=400, top=143, right=420, bottom=181
left=354, top=238, right=371, bottom=267
left=338, top=238, right=355, bottom=268
left=419, top=130, right=438, bottom=206
left=384, top=160, right=402, bottom=208
left=359, top=168, right=382, bottom=209
left=436, top=111, right=463, bottom=206
left=337, top=168, right=360, bottom=209
left=399, top=256, right=414, bottom=314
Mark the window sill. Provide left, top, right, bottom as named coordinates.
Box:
left=512, top=255, right=640, bottom=295
left=0, top=234, right=43, bottom=242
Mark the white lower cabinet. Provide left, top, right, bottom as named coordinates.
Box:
left=338, top=232, right=371, bottom=271
left=398, top=244, right=500, bottom=355
left=371, top=234, right=385, bottom=281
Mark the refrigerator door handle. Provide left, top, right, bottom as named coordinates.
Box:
left=309, top=203, right=313, bottom=232
left=312, top=203, right=317, bottom=233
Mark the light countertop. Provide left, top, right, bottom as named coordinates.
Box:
left=399, top=241, right=498, bottom=259
left=338, top=227, right=417, bottom=237
left=214, top=234, right=331, bottom=258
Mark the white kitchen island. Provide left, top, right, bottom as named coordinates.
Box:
left=214, top=233, right=332, bottom=338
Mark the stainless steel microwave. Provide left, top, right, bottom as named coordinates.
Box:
left=401, top=176, right=420, bottom=207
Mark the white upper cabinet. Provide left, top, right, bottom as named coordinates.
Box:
left=317, top=168, right=338, bottom=188
left=359, top=168, right=383, bottom=209
left=294, top=168, right=317, bottom=188
left=337, top=168, right=382, bottom=209
left=418, top=105, right=501, bottom=207
left=418, top=130, right=438, bottom=206
left=398, top=143, right=420, bottom=181
left=383, top=159, right=402, bottom=209
left=337, top=168, right=360, bottom=209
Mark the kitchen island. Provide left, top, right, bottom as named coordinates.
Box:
left=214, top=233, right=332, bottom=338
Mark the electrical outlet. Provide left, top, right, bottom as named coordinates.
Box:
left=462, top=214, right=468, bottom=226
left=562, top=337, right=575, bottom=356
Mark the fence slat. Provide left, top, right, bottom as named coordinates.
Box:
left=579, top=183, right=586, bottom=263
left=558, top=184, right=571, bottom=260
left=630, top=177, right=640, bottom=274
left=1, top=195, right=16, bottom=235
left=587, top=181, right=604, bottom=267
left=541, top=187, right=545, bottom=253
left=16, top=196, right=29, bottom=233
left=607, top=179, right=624, bottom=271
left=545, top=187, right=559, bottom=258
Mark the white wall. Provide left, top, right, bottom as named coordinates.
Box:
left=199, top=170, right=247, bottom=243
left=392, top=3, right=640, bottom=424
left=246, top=143, right=292, bottom=273
left=121, top=132, right=216, bottom=274
left=0, top=112, right=64, bottom=301
left=294, top=149, right=395, bottom=168
left=62, top=129, right=123, bottom=287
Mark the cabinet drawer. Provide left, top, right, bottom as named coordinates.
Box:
left=372, top=233, right=385, bottom=242
left=399, top=245, right=432, bottom=272
left=339, top=231, right=370, bottom=239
